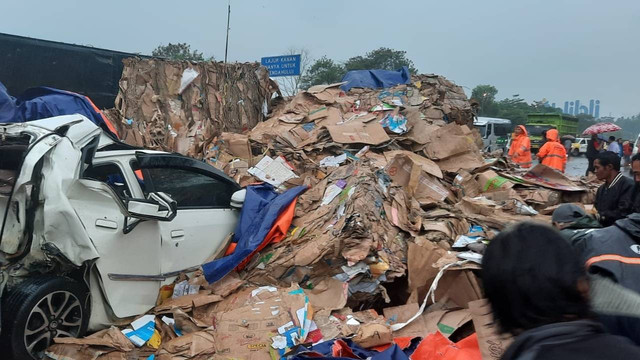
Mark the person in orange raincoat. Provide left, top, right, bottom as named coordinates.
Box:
left=537, top=128, right=567, bottom=172
left=508, top=125, right=532, bottom=168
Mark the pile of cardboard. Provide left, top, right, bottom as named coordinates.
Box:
left=109, top=58, right=279, bottom=158
left=48, top=65, right=596, bottom=359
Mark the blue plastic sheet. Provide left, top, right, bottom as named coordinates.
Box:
left=202, top=184, right=307, bottom=284
left=286, top=338, right=421, bottom=360
left=340, top=67, right=411, bottom=92
left=0, top=81, right=117, bottom=136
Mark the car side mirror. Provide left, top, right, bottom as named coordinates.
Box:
left=230, top=189, right=246, bottom=209
left=126, top=192, right=177, bottom=221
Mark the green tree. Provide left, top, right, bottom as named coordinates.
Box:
left=344, top=47, right=417, bottom=73
left=471, top=85, right=499, bottom=117
left=152, top=43, right=206, bottom=62
left=300, top=56, right=345, bottom=89
left=496, top=97, right=530, bottom=125
left=611, top=114, right=640, bottom=141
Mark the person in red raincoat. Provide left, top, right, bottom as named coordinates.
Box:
left=508, top=125, right=532, bottom=168
left=537, top=129, right=567, bottom=172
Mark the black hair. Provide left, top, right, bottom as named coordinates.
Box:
left=595, top=151, right=621, bottom=171
left=632, top=153, right=640, bottom=164
left=482, top=222, right=591, bottom=335
left=609, top=135, right=616, bottom=141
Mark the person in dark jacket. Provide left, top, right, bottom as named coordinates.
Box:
left=594, top=151, right=634, bottom=226
left=631, top=153, right=640, bottom=212
left=482, top=222, right=640, bottom=360
left=552, top=204, right=640, bottom=345
left=552, top=203, right=602, bottom=244
left=576, top=213, right=640, bottom=295
left=585, top=134, right=601, bottom=176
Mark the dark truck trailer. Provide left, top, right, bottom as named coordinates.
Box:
left=0, top=32, right=144, bottom=109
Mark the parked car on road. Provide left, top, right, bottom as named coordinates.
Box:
left=571, top=137, right=588, bottom=156
left=0, top=115, right=244, bottom=359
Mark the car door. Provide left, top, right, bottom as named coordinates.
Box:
left=135, top=153, right=241, bottom=275
left=72, top=160, right=163, bottom=318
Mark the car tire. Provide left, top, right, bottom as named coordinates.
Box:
left=1, top=276, right=90, bottom=360
left=571, top=149, right=579, bottom=157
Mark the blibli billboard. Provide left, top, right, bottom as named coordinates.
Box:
left=544, top=99, right=601, bottom=118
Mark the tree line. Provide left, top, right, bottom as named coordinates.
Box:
left=472, top=84, right=640, bottom=140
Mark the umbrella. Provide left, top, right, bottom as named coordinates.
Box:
left=582, top=122, right=621, bottom=135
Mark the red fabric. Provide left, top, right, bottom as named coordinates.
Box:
left=410, top=333, right=482, bottom=360
left=332, top=339, right=360, bottom=359
left=224, top=242, right=237, bottom=256
left=371, top=337, right=415, bottom=352
left=80, top=93, right=120, bottom=137
left=235, top=197, right=298, bottom=270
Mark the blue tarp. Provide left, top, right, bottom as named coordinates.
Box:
left=340, top=67, right=411, bottom=92
left=0, top=81, right=117, bottom=136
left=286, top=338, right=420, bottom=360
left=202, top=183, right=307, bottom=284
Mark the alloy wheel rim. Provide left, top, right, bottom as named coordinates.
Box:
left=23, top=290, right=83, bottom=358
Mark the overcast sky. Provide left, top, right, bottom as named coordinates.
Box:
left=2, top=0, right=639, bottom=117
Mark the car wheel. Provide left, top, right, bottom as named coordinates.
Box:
left=571, top=148, right=579, bottom=157
left=1, top=276, right=90, bottom=359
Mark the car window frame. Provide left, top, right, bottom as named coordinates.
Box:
left=138, top=165, right=238, bottom=210
left=82, top=161, right=133, bottom=200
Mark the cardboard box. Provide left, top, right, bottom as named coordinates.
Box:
left=519, top=164, right=586, bottom=192
left=213, top=286, right=308, bottom=360
left=307, top=106, right=328, bottom=121
left=386, top=155, right=452, bottom=204
left=468, top=299, right=513, bottom=360
left=384, top=303, right=428, bottom=339
left=326, top=120, right=390, bottom=145
left=422, top=309, right=473, bottom=339
left=476, top=170, right=514, bottom=193
left=453, top=170, right=481, bottom=198
left=353, top=321, right=393, bottom=348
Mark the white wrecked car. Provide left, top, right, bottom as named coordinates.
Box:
left=0, top=115, right=243, bottom=359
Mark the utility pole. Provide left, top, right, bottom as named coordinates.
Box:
left=224, top=0, right=231, bottom=63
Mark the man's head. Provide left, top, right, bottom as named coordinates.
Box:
left=482, top=222, right=590, bottom=335
left=594, top=151, right=621, bottom=181
left=609, top=136, right=616, bottom=143
left=552, top=204, right=587, bottom=229
left=546, top=129, right=559, bottom=142
left=632, top=153, right=640, bottom=183
left=618, top=138, right=623, bottom=144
